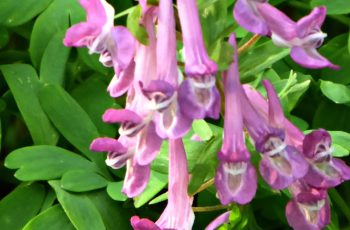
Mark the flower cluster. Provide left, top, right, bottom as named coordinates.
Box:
left=64, top=0, right=348, bottom=229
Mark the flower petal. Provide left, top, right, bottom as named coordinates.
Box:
left=215, top=161, right=257, bottom=205
left=205, top=211, right=230, bottom=230
left=256, top=3, right=296, bottom=41
left=296, top=7, right=326, bottom=38
left=290, top=46, right=339, bottom=70
left=130, top=216, right=161, bottom=230
left=122, top=159, right=150, bottom=198
left=233, top=0, right=269, bottom=35
left=102, top=108, right=142, bottom=124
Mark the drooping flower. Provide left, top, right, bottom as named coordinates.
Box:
left=138, top=0, right=192, bottom=139
left=286, top=180, right=330, bottom=230
left=242, top=80, right=308, bottom=189
left=256, top=5, right=338, bottom=69
left=90, top=136, right=151, bottom=198
left=131, top=139, right=194, bottom=230
left=215, top=34, right=257, bottom=205
left=302, top=129, right=350, bottom=189
left=64, top=0, right=136, bottom=97
left=233, top=0, right=270, bottom=35
left=205, top=211, right=230, bottom=230
left=177, top=0, right=220, bottom=120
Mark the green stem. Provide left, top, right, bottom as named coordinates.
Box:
left=192, top=204, right=230, bottom=212
left=114, top=6, right=136, bottom=19
left=329, top=189, right=350, bottom=223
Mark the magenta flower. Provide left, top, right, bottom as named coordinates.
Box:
left=63, top=0, right=136, bottom=97
left=138, top=0, right=192, bottom=139
left=90, top=136, right=151, bottom=198
left=242, top=80, right=308, bottom=189
left=286, top=180, right=330, bottom=230
left=205, top=211, right=230, bottom=230
left=131, top=139, right=194, bottom=230
left=256, top=5, right=338, bottom=69
left=177, top=0, right=220, bottom=120
left=233, top=0, right=270, bottom=35
left=215, top=34, right=257, bottom=205
left=302, top=129, right=350, bottom=189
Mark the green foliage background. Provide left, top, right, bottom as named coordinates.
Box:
left=0, top=0, right=350, bottom=229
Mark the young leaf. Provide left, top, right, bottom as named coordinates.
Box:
left=61, top=170, right=108, bottom=192
left=23, top=205, right=75, bottom=230
left=1, top=64, right=58, bottom=145
left=5, top=145, right=96, bottom=181
left=0, top=183, right=46, bottom=230
left=49, top=180, right=106, bottom=230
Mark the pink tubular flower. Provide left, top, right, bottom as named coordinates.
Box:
left=64, top=0, right=136, bottom=97
left=286, top=180, right=330, bottom=230
left=177, top=0, right=220, bottom=120
left=215, top=34, right=257, bottom=205
left=138, top=0, right=192, bottom=139
left=242, top=80, right=308, bottom=189
left=302, top=129, right=350, bottom=189
left=233, top=0, right=270, bottom=35
left=131, top=139, right=194, bottom=230
left=256, top=5, right=338, bottom=69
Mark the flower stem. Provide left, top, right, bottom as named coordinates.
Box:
left=238, top=34, right=260, bottom=55
left=329, top=189, right=350, bottom=223
left=192, top=204, right=229, bottom=212
left=192, top=178, right=215, bottom=195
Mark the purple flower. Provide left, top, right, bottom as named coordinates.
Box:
left=233, top=0, right=270, bottom=35
left=205, top=211, right=230, bottom=230
left=215, top=34, right=257, bottom=205
left=242, top=80, right=308, bottom=189
left=102, top=108, right=162, bottom=166
left=131, top=139, right=194, bottom=230
left=90, top=136, right=151, bottom=198
left=64, top=0, right=136, bottom=97
left=286, top=180, right=330, bottom=230
left=177, top=0, right=220, bottom=120
left=256, top=5, right=338, bottom=69
left=137, top=0, right=192, bottom=139
left=302, top=129, right=350, bottom=189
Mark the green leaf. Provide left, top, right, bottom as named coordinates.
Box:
left=192, top=120, right=213, bottom=141
left=134, top=170, right=168, bottom=208
left=5, top=145, right=96, bottom=181
left=40, top=188, right=57, bottom=212
left=23, top=205, right=74, bottom=230
left=310, top=0, right=350, bottom=15
left=77, top=49, right=109, bottom=75
left=0, top=0, right=53, bottom=27
left=0, top=183, right=46, bottom=230
left=87, top=190, right=133, bottom=230
left=1, top=64, right=58, bottom=145
left=320, top=80, right=350, bottom=104
left=188, top=137, right=221, bottom=195
left=320, top=34, right=350, bottom=84
left=106, top=181, right=127, bottom=201
left=329, top=131, right=350, bottom=153
left=40, top=31, right=71, bottom=85
left=332, top=144, right=349, bottom=158
left=49, top=180, right=106, bottom=230
left=149, top=192, right=168, bottom=205
left=127, top=5, right=149, bottom=45
left=61, top=170, right=108, bottom=192
left=29, top=0, right=84, bottom=67
left=71, top=76, right=119, bottom=136
left=239, top=40, right=290, bottom=81
left=39, top=84, right=105, bottom=167
left=0, top=26, right=9, bottom=49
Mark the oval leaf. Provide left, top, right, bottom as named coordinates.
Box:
left=320, top=80, right=350, bottom=104
left=61, top=170, right=108, bottom=192
left=5, top=145, right=96, bottom=181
